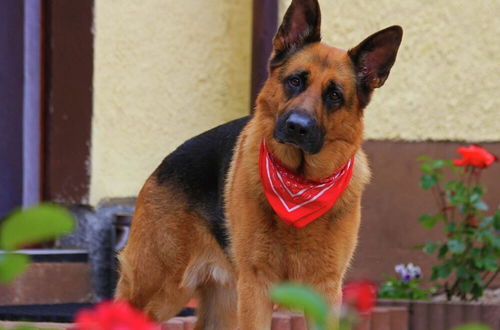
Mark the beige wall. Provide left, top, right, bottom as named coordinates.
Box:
left=90, top=0, right=252, bottom=204
left=91, top=0, right=499, bottom=204
left=279, top=0, right=500, bottom=141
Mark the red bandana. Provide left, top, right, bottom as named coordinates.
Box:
left=259, top=140, right=354, bottom=228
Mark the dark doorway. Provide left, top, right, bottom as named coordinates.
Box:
left=0, top=1, right=30, bottom=219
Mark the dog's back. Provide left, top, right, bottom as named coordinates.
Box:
left=154, top=115, right=251, bottom=248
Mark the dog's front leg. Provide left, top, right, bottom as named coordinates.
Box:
left=237, top=270, right=273, bottom=330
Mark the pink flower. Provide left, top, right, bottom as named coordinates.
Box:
left=75, top=300, right=159, bottom=330
left=343, top=281, right=376, bottom=315
left=453, top=145, right=497, bottom=169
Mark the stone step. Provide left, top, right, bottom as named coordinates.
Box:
left=0, top=250, right=92, bottom=305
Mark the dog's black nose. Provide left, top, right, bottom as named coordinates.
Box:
left=285, top=112, right=314, bottom=142
left=274, top=110, right=324, bottom=154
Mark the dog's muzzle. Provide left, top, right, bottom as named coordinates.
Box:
left=273, top=111, right=324, bottom=154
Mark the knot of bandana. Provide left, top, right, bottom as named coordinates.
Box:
left=259, top=140, right=354, bottom=228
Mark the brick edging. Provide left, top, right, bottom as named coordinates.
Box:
left=378, top=299, right=500, bottom=330
left=0, top=308, right=408, bottom=330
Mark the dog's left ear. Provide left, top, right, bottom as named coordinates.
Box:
left=271, top=0, right=321, bottom=68
left=349, top=26, right=403, bottom=90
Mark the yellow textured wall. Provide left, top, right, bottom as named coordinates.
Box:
left=90, top=0, right=251, bottom=204
left=279, top=0, right=500, bottom=141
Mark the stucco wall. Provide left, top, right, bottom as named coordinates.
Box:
left=90, top=0, right=251, bottom=204
left=279, top=0, right=500, bottom=141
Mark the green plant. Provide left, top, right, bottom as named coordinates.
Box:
left=416, top=145, right=499, bottom=301
left=452, top=324, right=491, bottom=330
left=378, top=263, right=432, bottom=300
left=0, top=204, right=75, bottom=283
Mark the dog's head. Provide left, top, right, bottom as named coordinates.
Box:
left=257, top=0, right=402, bottom=175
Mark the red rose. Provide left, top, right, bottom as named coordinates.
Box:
left=453, top=145, right=497, bottom=169
left=75, top=300, right=159, bottom=330
left=342, top=281, right=376, bottom=315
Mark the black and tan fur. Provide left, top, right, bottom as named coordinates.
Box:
left=116, top=1, right=402, bottom=329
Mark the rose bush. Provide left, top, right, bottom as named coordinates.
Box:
left=416, top=145, right=499, bottom=301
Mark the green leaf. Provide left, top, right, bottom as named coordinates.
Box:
left=420, top=174, right=438, bottom=190
left=492, top=236, right=500, bottom=249
left=456, top=266, right=469, bottom=279
left=471, top=284, right=484, bottom=299
left=418, top=214, right=439, bottom=229
left=419, top=159, right=445, bottom=173
left=438, top=244, right=449, bottom=258
left=473, top=257, right=484, bottom=268
left=445, top=222, right=456, bottom=234
left=449, top=163, right=464, bottom=174
left=474, top=200, right=488, bottom=211
left=423, top=241, right=437, bottom=254
left=471, top=185, right=485, bottom=195
left=0, top=204, right=74, bottom=250
left=482, top=256, right=498, bottom=271
left=430, top=159, right=445, bottom=170
left=472, top=273, right=483, bottom=286
left=445, top=180, right=461, bottom=191
left=478, top=230, right=495, bottom=244
left=419, top=163, right=433, bottom=174
left=449, top=185, right=468, bottom=206
left=470, top=248, right=481, bottom=258
left=459, top=280, right=473, bottom=293
left=417, top=155, right=432, bottom=162
left=447, top=239, right=466, bottom=254
left=431, top=268, right=439, bottom=280
left=0, top=253, right=30, bottom=283
left=480, top=216, right=493, bottom=229
left=452, top=323, right=491, bottom=330
left=271, top=284, right=328, bottom=330
left=492, top=211, right=500, bottom=230
left=433, top=264, right=452, bottom=279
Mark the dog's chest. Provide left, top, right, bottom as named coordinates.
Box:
left=252, top=210, right=351, bottom=280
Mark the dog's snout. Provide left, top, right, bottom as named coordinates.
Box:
left=274, top=110, right=324, bottom=154
left=286, top=112, right=314, bottom=140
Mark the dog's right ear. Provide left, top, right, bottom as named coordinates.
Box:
left=271, top=0, right=321, bottom=68
left=348, top=25, right=403, bottom=109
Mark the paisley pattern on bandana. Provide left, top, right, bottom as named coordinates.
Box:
left=259, top=140, right=354, bottom=228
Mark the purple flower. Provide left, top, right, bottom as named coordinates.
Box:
left=395, top=264, right=409, bottom=281
left=394, top=263, right=423, bottom=281
left=407, top=263, right=422, bottom=280
left=395, top=264, right=405, bottom=276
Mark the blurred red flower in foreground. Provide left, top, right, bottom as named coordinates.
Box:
left=453, top=145, right=497, bottom=169
left=343, top=281, right=376, bottom=315
left=75, top=300, right=159, bottom=330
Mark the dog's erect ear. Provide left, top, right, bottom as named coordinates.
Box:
left=349, top=26, right=403, bottom=90
left=271, top=0, right=321, bottom=68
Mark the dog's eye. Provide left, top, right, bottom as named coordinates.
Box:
left=328, top=90, right=341, bottom=102
left=288, top=77, right=302, bottom=88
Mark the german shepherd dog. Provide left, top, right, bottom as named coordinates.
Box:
left=116, top=0, right=402, bottom=328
